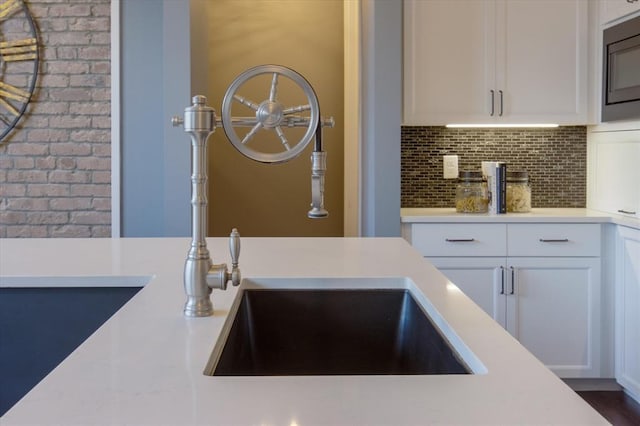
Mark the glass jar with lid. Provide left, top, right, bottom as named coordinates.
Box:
left=455, top=171, right=488, bottom=213
left=506, top=171, right=531, bottom=212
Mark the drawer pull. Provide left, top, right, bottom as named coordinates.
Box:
left=510, top=266, right=515, bottom=295
left=539, top=238, right=569, bottom=243
left=617, top=209, right=637, bottom=215
left=445, top=238, right=475, bottom=242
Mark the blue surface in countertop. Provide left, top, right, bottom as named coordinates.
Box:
left=0, top=287, right=140, bottom=416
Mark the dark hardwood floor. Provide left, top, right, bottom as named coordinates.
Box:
left=577, top=391, right=640, bottom=426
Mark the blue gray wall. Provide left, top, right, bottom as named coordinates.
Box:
left=361, top=0, right=402, bottom=237
left=120, top=0, right=191, bottom=237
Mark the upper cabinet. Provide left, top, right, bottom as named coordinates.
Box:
left=600, top=0, right=640, bottom=25
left=403, top=0, right=589, bottom=126
left=587, top=128, right=640, bottom=218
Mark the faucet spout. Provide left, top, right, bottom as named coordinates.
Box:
left=308, top=150, right=328, bottom=218
left=308, top=116, right=334, bottom=219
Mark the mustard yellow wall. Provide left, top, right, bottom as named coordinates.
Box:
left=204, top=0, right=344, bottom=237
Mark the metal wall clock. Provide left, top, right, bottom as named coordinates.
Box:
left=0, top=0, right=39, bottom=141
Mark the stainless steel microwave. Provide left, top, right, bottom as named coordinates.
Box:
left=602, top=14, right=640, bottom=122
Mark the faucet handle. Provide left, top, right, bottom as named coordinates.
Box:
left=229, top=228, right=240, bottom=267
left=171, top=116, right=184, bottom=127
left=228, top=228, right=241, bottom=286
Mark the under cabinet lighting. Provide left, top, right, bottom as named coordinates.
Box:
left=445, top=123, right=560, bottom=128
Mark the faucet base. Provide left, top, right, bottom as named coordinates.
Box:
left=184, top=296, right=214, bottom=317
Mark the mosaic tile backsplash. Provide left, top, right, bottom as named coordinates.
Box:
left=401, top=126, right=587, bottom=208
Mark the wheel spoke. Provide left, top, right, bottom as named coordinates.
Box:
left=269, top=72, right=279, bottom=102
left=275, top=126, right=291, bottom=151
left=282, top=104, right=311, bottom=115
left=233, top=94, right=259, bottom=111
left=241, top=122, right=263, bottom=145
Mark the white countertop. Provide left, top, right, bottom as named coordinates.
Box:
left=401, top=207, right=640, bottom=229
left=0, top=237, right=608, bottom=425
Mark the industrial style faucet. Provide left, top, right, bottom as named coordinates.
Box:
left=172, top=95, right=241, bottom=317
left=172, top=65, right=334, bottom=317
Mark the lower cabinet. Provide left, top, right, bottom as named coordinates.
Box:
left=616, top=225, right=640, bottom=401
left=431, top=256, right=601, bottom=378
left=406, top=222, right=603, bottom=378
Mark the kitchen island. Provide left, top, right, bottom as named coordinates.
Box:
left=0, top=237, right=608, bottom=425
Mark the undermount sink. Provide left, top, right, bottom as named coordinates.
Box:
left=204, top=277, right=485, bottom=376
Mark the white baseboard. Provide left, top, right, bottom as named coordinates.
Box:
left=563, top=378, right=622, bottom=391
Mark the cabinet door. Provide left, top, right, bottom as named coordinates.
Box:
left=601, top=0, right=640, bottom=25
left=498, top=0, right=588, bottom=123
left=403, top=0, right=495, bottom=125
left=588, top=131, right=640, bottom=217
left=404, top=0, right=587, bottom=125
left=616, top=226, right=640, bottom=401
left=506, top=257, right=602, bottom=378
left=429, top=257, right=505, bottom=323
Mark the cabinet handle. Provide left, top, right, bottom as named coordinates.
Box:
left=510, top=266, right=515, bottom=295
left=445, top=238, right=475, bottom=242
left=617, top=209, right=637, bottom=215
left=627, top=0, right=638, bottom=4
left=490, top=90, right=495, bottom=116
left=499, top=266, right=505, bottom=295
left=539, top=238, right=569, bottom=243
left=498, top=90, right=504, bottom=116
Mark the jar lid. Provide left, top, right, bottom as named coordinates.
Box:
left=458, top=171, right=484, bottom=182
left=507, top=171, right=528, bottom=182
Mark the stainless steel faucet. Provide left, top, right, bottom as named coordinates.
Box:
left=172, top=65, right=333, bottom=317
left=172, top=96, right=241, bottom=317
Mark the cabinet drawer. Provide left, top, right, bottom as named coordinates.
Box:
left=411, top=224, right=507, bottom=257
left=507, top=224, right=601, bottom=257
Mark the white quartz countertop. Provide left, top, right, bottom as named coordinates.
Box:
left=0, top=237, right=608, bottom=425
left=401, top=207, right=640, bottom=229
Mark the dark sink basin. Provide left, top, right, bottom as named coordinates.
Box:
left=208, top=288, right=471, bottom=376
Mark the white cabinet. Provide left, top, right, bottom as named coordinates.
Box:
left=403, top=0, right=588, bottom=125
left=505, top=257, right=601, bottom=378
left=409, top=222, right=603, bottom=378
left=403, top=0, right=492, bottom=125
left=431, top=257, right=504, bottom=320
left=615, top=225, right=640, bottom=401
left=587, top=129, right=640, bottom=218
left=600, top=0, right=640, bottom=25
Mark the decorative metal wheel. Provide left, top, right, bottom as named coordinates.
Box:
left=0, top=0, right=39, bottom=141
left=221, top=64, right=320, bottom=164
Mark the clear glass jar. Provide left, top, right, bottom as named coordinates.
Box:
left=456, top=171, right=488, bottom=213
left=506, top=171, right=531, bottom=213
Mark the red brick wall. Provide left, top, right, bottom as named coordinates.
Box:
left=0, top=0, right=111, bottom=237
